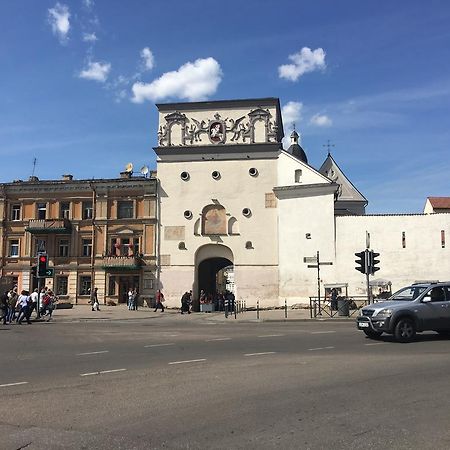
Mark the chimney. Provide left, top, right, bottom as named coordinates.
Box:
left=62, top=174, right=73, bottom=181
left=120, top=171, right=132, bottom=179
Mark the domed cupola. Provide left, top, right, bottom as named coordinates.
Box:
left=287, top=129, right=308, bottom=164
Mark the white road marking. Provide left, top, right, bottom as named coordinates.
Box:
left=205, top=337, right=232, bottom=342
left=168, top=359, right=206, bottom=365
left=244, top=352, right=277, bottom=357
left=308, top=346, right=335, bottom=351
left=144, top=343, right=175, bottom=348
left=258, top=334, right=285, bottom=338
left=364, top=342, right=387, bottom=346
left=80, top=368, right=127, bottom=377
left=310, top=331, right=336, bottom=334
left=77, top=350, right=109, bottom=356
left=0, top=381, right=28, bottom=388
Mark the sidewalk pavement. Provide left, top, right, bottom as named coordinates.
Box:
left=42, top=305, right=355, bottom=323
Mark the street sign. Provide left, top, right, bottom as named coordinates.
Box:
left=304, top=256, right=318, bottom=263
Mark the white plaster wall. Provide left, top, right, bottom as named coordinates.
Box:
left=277, top=151, right=330, bottom=186
left=158, top=157, right=279, bottom=303
left=277, top=192, right=336, bottom=304
left=335, top=214, right=450, bottom=295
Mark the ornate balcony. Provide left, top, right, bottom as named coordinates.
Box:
left=26, top=218, right=71, bottom=234
left=101, top=255, right=142, bottom=271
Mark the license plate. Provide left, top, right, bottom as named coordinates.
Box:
left=358, top=322, right=369, bottom=328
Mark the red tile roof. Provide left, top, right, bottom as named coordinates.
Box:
left=428, top=197, right=450, bottom=209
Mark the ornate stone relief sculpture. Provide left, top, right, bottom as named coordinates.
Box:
left=158, top=108, right=279, bottom=146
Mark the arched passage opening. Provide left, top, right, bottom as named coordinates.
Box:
left=194, top=244, right=234, bottom=312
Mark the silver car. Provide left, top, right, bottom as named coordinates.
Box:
left=357, top=282, right=450, bottom=342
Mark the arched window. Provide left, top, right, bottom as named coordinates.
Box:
left=202, top=204, right=227, bottom=235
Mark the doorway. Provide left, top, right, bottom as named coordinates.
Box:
left=118, top=275, right=140, bottom=304
left=194, top=244, right=234, bottom=311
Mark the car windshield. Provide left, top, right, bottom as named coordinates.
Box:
left=389, top=285, right=428, bottom=301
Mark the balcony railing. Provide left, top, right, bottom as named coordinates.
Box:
left=101, top=255, right=142, bottom=270
left=26, top=218, right=71, bottom=234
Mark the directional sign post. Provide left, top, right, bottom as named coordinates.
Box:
left=306, top=251, right=333, bottom=316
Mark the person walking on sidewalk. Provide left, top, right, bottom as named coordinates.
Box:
left=16, top=290, right=32, bottom=325
left=128, top=288, right=134, bottom=310
left=91, top=287, right=100, bottom=311
left=7, top=288, right=18, bottom=323
left=0, top=291, right=8, bottom=325
left=154, top=289, right=165, bottom=312
left=28, top=288, right=39, bottom=319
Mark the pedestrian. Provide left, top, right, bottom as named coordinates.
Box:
left=28, top=288, right=39, bottom=319
left=128, top=288, right=134, bottom=310
left=180, top=291, right=191, bottom=314
left=45, top=291, right=57, bottom=321
left=133, top=288, right=139, bottom=311
left=16, top=290, right=32, bottom=325
left=91, top=287, right=100, bottom=311
left=7, top=288, right=18, bottom=323
left=154, top=289, right=165, bottom=312
left=0, top=291, right=8, bottom=325
left=330, top=288, right=338, bottom=311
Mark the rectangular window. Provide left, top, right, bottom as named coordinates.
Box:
left=37, top=203, right=46, bottom=220
left=441, top=230, right=446, bottom=249
left=56, top=276, right=68, bottom=295
left=79, top=276, right=91, bottom=296
left=9, top=239, right=19, bottom=257
left=133, top=237, right=140, bottom=255
left=58, top=239, right=69, bottom=257
left=35, top=238, right=46, bottom=255
left=402, top=231, right=406, bottom=248
left=60, top=202, right=70, bottom=219
left=117, top=201, right=134, bottom=219
left=11, top=204, right=21, bottom=221
left=82, top=201, right=93, bottom=219
left=295, top=169, right=302, bottom=183
left=120, top=238, right=130, bottom=256
left=82, top=238, right=92, bottom=257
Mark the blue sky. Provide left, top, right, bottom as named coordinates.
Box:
left=1, top=0, right=450, bottom=213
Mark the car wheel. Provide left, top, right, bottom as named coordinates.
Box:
left=394, top=318, right=416, bottom=342
left=363, top=329, right=382, bottom=339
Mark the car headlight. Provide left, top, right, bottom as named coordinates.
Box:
left=375, top=308, right=393, bottom=318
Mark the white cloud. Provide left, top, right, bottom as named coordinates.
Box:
left=140, top=47, right=155, bottom=71
left=83, top=0, right=94, bottom=9
left=281, top=101, right=303, bottom=126
left=48, top=3, right=70, bottom=44
left=79, top=61, right=111, bottom=82
left=82, top=32, right=97, bottom=42
left=278, top=47, right=326, bottom=82
left=310, top=113, right=332, bottom=127
left=131, top=57, right=222, bottom=103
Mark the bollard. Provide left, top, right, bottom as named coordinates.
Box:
left=285, top=298, right=287, bottom=319
left=257, top=300, right=260, bottom=320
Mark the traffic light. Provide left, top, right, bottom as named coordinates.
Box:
left=37, top=253, right=48, bottom=277
left=369, top=251, right=380, bottom=275
left=355, top=251, right=367, bottom=274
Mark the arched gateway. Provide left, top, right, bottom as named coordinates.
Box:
left=194, top=244, right=234, bottom=311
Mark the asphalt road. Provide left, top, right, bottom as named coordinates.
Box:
left=1, top=318, right=450, bottom=449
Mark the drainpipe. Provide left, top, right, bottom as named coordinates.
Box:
left=0, top=185, right=7, bottom=279
left=155, top=178, right=161, bottom=291
left=89, top=182, right=97, bottom=298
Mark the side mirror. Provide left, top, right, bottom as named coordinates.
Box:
left=422, top=296, right=432, bottom=303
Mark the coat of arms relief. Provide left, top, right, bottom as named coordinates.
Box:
left=157, top=108, right=279, bottom=147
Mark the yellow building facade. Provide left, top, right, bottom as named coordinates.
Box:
left=0, top=173, right=157, bottom=305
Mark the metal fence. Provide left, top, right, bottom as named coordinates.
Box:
left=309, top=296, right=370, bottom=318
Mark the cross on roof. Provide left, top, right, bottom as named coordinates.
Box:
left=323, top=139, right=335, bottom=155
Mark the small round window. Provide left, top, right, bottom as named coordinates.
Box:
left=242, top=208, right=252, bottom=217
left=183, top=210, right=193, bottom=220
left=212, top=170, right=221, bottom=180
left=180, top=171, right=190, bottom=181
left=249, top=167, right=258, bottom=177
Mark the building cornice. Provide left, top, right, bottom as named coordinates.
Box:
left=273, top=183, right=339, bottom=199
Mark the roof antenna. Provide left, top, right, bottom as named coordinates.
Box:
left=31, top=157, right=37, bottom=177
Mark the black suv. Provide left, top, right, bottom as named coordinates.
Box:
left=357, top=282, right=450, bottom=342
